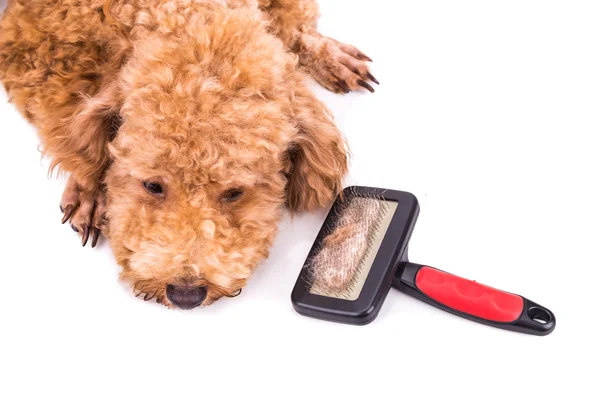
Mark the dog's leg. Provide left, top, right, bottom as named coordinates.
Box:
left=14, top=79, right=118, bottom=248
left=3, top=80, right=116, bottom=247
left=49, top=82, right=121, bottom=248
left=259, top=0, right=378, bottom=93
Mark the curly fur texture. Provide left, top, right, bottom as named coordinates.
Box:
left=0, top=0, right=376, bottom=308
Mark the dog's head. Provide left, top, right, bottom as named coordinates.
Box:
left=71, top=10, right=348, bottom=308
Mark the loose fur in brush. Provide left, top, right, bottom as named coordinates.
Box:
left=308, top=196, right=387, bottom=293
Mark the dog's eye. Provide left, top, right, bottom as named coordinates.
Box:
left=143, top=181, right=164, bottom=196
left=221, top=188, right=244, bottom=203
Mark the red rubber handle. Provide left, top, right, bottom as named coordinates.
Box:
left=415, top=266, right=524, bottom=323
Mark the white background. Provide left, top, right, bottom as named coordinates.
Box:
left=1, top=0, right=598, bottom=398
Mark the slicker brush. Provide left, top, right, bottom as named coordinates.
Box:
left=291, top=186, right=556, bottom=336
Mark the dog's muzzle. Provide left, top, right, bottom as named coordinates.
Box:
left=166, top=284, right=207, bottom=309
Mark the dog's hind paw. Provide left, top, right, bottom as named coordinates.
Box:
left=60, top=176, right=106, bottom=248
left=298, top=34, right=379, bottom=94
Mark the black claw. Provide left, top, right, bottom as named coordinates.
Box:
left=366, top=72, right=379, bottom=85
left=81, top=225, right=90, bottom=247
left=338, top=81, right=351, bottom=93
left=358, top=53, right=373, bottom=62
left=358, top=80, right=375, bottom=93
left=60, top=205, right=64, bottom=213
left=335, top=84, right=348, bottom=94
left=144, top=292, right=156, bottom=301
left=71, top=224, right=79, bottom=233
left=91, top=228, right=101, bottom=248
left=62, top=205, right=74, bottom=224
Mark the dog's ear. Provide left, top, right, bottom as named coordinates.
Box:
left=45, top=81, right=122, bottom=188
left=285, top=83, right=349, bottom=212
left=69, top=81, right=123, bottom=143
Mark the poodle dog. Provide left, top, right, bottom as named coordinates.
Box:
left=0, top=0, right=377, bottom=309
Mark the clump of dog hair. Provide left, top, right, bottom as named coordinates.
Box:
left=308, top=196, right=386, bottom=293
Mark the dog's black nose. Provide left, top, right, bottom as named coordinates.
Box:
left=166, top=284, right=207, bottom=310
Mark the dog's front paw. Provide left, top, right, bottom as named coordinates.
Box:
left=299, top=34, right=379, bottom=94
left=60, top=176, right=106, bottom=248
